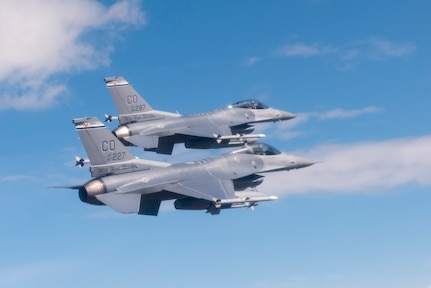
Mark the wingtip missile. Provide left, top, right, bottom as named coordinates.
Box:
left=104, top=114, right=119, bottom=123
left=75, top=156, right=90, bottom=168
left=215, top=195, right=278, bottom=206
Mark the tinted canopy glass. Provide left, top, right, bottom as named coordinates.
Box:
left=230, top=99, right=269, bottom=109
left=232, top=143, right=281, bottom=155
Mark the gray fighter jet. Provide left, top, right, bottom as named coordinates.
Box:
left=104, top=76, right=296, bottom=154
left=56, top=117, right=314, bottom=216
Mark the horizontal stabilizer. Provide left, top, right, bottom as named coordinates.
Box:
left=95, top=192, right=162, bottom=215
left=125, top=135, right=159, bottom=149
left=96, top=192, right=141, bottom=213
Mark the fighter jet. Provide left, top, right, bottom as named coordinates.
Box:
left=103, top=76, right=296, bottom=155
left=54, top=117, right=314, bottom=216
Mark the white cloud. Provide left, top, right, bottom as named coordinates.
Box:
left=275, top=38, right=415, bottom=64
left=342, top=38, right=416, bottom=61
left=368, top=38, right=416, bottom=59
left=317, top=106, right=381, bottom=119
left=0, top=175, right=40, bottom=182
left=277, top=42, right=337, bottom=57
left=0, top=0, right=146, bottom=111
left=269, top=107, right=381, bottom=140
left=244, top=56, right=261, bottom=66
left=262, top=135, right=431, bottom=195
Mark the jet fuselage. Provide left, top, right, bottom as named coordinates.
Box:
left=80, top=147, right=312, bottom=205
left=114, top=106, right=295, bottom=153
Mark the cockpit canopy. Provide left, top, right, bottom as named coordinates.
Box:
left=230, top=99, right=269, bottom=110
left=232, top=143, right=282, bottom=156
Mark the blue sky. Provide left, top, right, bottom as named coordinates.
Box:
left=1, top=0, right=431, bottom=287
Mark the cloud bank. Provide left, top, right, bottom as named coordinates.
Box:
left=0, top=0, right=145, bottom=110
left=263, top=135, right=431, bottom=195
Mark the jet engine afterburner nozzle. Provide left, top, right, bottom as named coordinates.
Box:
left=113, top=125, right=131, bottom=138
left=79, top=179, right=106, bottom=206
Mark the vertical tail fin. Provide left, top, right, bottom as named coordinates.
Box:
left=104, top=76, right=152, bottom=123
left=73, top=117, right=135, bottom=166
left=104, top=76, right=181, bottom=125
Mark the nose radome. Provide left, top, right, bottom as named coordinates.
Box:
left=293, top=156, right=315, bottom=169
left=278, top=110, right=296, bottom=120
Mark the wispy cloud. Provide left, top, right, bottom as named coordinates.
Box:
left=262, top=135, right=431, bottom=195
left=316, top=106, right=381, bottom=119
left=365, top=38, right=416, bottom=59
left=0, top=0, right=146, bottom=111
left=266, top=38, right=416, bottom=68
left=245, top=37, right=414, bottom=69
left=244, top=56, right=262, bottom=66
left=0, top=259, right=83, bottom=287
left=276, top=42, right=338, bottom=57
left=276, top=38, right=415, bottom=60
left=268, top=106, right=381, bottom=140
left=0, top=175, right=40, bottom=183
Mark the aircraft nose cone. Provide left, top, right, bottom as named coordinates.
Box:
left=279, top=111, right=296, bottom=120
left=294, top=156, right=315, bottom=169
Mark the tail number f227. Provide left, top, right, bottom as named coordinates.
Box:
left=107, top=152, right=126, bottom=161
left=102, top=140, right=126, bottom=161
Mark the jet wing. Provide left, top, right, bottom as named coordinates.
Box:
left=173, top=124, right=233, bottom=139
left=95, top=172, right=236, bottom=214
left=137, top=122, right=232, bottom=139
left=166, top=178, right=235, bottom=201
left=117, top=177, right=235, bottom=201
left=115, top=173, right=236, bottom=202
